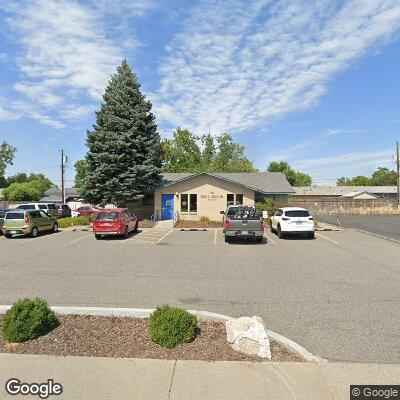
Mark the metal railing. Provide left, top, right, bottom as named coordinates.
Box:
left=173, top=211, right=180, bottom=227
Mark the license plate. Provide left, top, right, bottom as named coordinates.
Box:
left=10, top=231, right=17, bottom=234
left=295, top=221, right=303, bottom=225
left=241, top=231, right=248, bottom=235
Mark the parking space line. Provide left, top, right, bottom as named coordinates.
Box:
left=315, top=232, right=339, bottom=245
left=352, top=228, right=400, bottom=244
left=69, top=234, right=92, bottom=244
left=265, top=233, right=276, bottom=244
left=214, top=229, right=219, bottom=245
left=156, top=229, right=174, bottom=244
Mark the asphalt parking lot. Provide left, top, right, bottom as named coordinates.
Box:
left=1, top=226, right=399, bottom=363
left=318, top=214, right=400, bottom=241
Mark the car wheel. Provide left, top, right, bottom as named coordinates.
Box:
left=30, top=226, right=38, bottom=238
left=5, top=233, right=13, bottom=239
left=133, top=222, right=138, bottom=233
left=277, top=225, right=284, bottom=239
left=269, top=221, right=274, bottom=232
left=256, top=237, right=263, bottom=243
left=123, top=226, right=129, bottom=238
left=307, top=232, right=315, bottom=239
left=225, top=235, right=231, bottom=243
left=95, top=234, right=102, bottom=240
left=52, top=222, right=58, bottom=233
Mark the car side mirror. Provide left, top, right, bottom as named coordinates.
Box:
left=220, top=211, right=225, bottom=215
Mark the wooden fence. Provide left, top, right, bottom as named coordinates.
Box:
left=290, top=199, right=399, bottom=215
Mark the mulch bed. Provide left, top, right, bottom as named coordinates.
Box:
left=176, top=220, right=223, bottom=229
left=139, top=219, right=156, bottom=228
left=0, top=316, right=303, bottom=362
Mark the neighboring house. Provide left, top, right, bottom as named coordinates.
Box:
left=154, top=172, right=294, bottom=221
left=40, top=187, right=80, bottom=203
left=341, top=191, right=378, bottom=200
left=293, top=186, right=397, bottom=201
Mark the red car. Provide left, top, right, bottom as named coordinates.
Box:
left=77, top=206, right=100, bottom=216
left=92, top=208, right=138, bottom=239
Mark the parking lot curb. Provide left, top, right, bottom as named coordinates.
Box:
left=0, top=305, right=325, bottom=363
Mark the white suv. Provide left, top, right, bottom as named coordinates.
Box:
left=17, top=203, right=58, bottom=218
left=270, top=207, right=315, bottom=239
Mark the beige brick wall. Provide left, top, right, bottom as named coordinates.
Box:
left=154, top=175, right=255, bottom=221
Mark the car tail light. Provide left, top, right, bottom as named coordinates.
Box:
left=282, top=217, right=290, bottom=221
left=24, top=214, right=30, bottom=224
left=224, top=219, right=230, bottom=230
left=308, top=217, right=314, bottom=220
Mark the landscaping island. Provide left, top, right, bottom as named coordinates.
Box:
left=0, top=315, right=302, bottom=362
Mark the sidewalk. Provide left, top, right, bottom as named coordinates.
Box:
left=1, top=354, right=399, bottom=399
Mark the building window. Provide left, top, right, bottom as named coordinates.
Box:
left=189, top=194, right=197, bottom=213
left=236, top=194, right=243, bottom=205
left=181, top=194, right=188, bottom=213
left=227, top=194, right=234, bottom=206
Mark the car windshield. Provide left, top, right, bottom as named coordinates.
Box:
left=38, top=205, right=47, bottom=209
left=96, top=212, right=118, bottom=220
left=5, top=212, right=24, bottom=220
left=285, top=210, right=310, bottom=217
left=18, top=205, right=35, bottom=210
left=227, top=207, right=238, bottom=216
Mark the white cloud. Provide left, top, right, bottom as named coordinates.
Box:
left=324, top=129, right=367, bottom=136
left=155, top=0, right=400, bottom=134
left=10, top=0, right=120, bottom=101
left=295, top=150, right=393, bottom=169
left=294, top=149, right=395, bottom=184
left=0, top=105, right=20, bottom=121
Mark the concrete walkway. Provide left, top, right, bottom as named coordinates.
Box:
left=1, top=354, right=399, bottom=399
left=154, top=219, right=174, bottom=229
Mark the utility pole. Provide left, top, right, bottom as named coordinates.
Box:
left=61, top=150, right=67, bottom=204
left=397, top=141, right=400, bottom=211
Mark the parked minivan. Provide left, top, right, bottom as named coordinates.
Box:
left=2, top=209, right=58, bottom=238
left=17, top=203, right=58, bottom=217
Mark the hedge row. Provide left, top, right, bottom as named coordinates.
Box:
left=57, top=216, right=91, bottom=228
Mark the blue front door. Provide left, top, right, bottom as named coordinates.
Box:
left=161, top=194, right=174, bottom=220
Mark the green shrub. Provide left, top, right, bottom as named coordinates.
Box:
left=149, top=305, right=198, bottom=348
left=2, top=298, right=58, bottom=343
left=57, top=215, right=91, bottom=228
left=199, top=216, right=210, bottom=227
left=255, top=198, right=277, bottom=217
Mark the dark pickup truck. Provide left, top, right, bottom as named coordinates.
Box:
left=221, top=206, right=264, bottom=243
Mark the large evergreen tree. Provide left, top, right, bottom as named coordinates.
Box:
left=82, top=59, right=162, bottom=206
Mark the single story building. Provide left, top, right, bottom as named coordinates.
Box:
left=293, top=186, right=397, bottom=201
left=48, top=172, right=294, bottom=221
left=153, top=172, right=294, bottom=221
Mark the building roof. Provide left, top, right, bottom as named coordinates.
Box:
left=161, top=172, right=295, bottom=194
left=41, top=187, right=80, bottom=202
left=294, top=186, right=397, bottom=196
left=341, top=191, right=378, bottom=199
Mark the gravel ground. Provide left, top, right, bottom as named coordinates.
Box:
left=0, top=316, right=302, bottom=362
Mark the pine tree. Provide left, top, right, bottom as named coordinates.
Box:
left=82, top=59, right=162, bottom=206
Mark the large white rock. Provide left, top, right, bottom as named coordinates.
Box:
left=226, top=316, right=271, bottom=359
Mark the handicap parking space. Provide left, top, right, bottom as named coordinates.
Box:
left=121, top=228, right=175, bottom=245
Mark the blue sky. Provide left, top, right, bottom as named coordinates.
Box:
left=0, top=0, right=399, bottom=187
